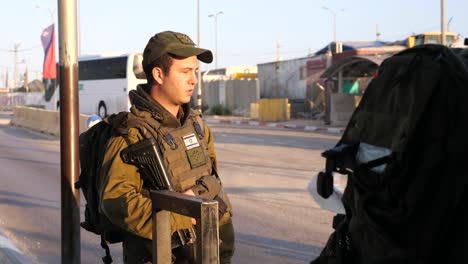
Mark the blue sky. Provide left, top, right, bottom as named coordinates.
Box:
left=1, top=0, right=467, bottom=83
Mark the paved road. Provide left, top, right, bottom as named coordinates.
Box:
left=0, top=115, right=340, bottom=263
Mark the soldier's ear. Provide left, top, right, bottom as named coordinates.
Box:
left=152, top=67, right=164, bottom=85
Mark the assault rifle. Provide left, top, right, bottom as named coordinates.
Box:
left=120, top=137, right=197, bottom=248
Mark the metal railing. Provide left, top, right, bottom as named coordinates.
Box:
left=150, top=190, right=219, bottom=264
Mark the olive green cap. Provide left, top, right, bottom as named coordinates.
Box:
left=142, top=31, right=213, bottom=69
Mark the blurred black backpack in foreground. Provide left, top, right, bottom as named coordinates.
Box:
left=313, top=44, right=468, bottom=264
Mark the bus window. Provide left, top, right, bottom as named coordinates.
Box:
left=79, top=57, right=127, bottom=80
left=415, top=35, right=425, bottom=46
left=425, top=35, right=440, bottom=44
left=44, top=53, right=146, bottom=115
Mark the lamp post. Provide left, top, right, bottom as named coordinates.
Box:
left=322, top=6, right=344, bottom=43
left=441, top=0, right=446, bottom=45
left=197, top=0, right=202, bottom=111
left=36, top=4, right=55, bottom=22
left=208, top=11, right=223, bottom=69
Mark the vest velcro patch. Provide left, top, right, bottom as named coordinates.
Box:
left=186, top=146, right=206, bottom=168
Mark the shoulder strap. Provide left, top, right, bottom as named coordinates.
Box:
left=189, top=109, right=205, bottom=139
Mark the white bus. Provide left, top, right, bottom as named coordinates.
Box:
left=45, top=52, right=147, bottom=117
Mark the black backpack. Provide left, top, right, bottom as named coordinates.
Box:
left=76, top=112, right=152, bottom=264
left=313, top=45, right=468, bottom=264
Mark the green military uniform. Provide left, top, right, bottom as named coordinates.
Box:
left=99, top=85, right=235, bottom=263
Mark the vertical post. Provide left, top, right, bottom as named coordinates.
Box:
left=332, top=11, right=336, bottom=43
left=57, top=0, right=80, bottom=263
left=338, top=71, right=343, bottom=94
left=208, top=11, right=223, bottom=69
left=153, top=210, right=172, bottom=264
left=13, top=43, right=20, bottom=88
left=214, top=16, right=218, bottom=69
left=197, top=0, right=203, bottom=111
left=441, top=0, right=446, bottom=46
left=150, top=190, right=219, bottom=264
left=196, top=203, right=219, bottom=264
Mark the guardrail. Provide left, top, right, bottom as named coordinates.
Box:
left=150, top=190, right=219, bottom=264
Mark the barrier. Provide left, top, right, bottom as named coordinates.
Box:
left=9, top=106, right=90, bottom=136
left=150, top=190, right=219, bottom=264
left=329, top=93, right=355, bottom=126
left=254, top=98, right=290, bottom=122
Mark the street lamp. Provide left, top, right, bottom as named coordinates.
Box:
left=322, top=6, right=344, bottom=43
left=441, top=0, right=446, bottom=45
left=35, top=4, right=55, bottom=22
left=197, top=0, right=202, bottom=111
left=208, top=11, right=223, bottom=69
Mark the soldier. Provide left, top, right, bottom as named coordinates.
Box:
left=99, top=31, right=234, bottom=263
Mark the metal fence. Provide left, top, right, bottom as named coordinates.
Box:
left=150, top=190, right=219, bottom=264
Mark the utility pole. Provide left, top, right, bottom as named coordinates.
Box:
left=208, top=11, right=223, bottom=69
left=197, top=0, right=203, bottom=111
left=376, top=24, right=381, bottom=41
left=441, top=0, right=446, bottom=45
left=13, top=43, right=20, bottom=88
left=276, top=41, right=281, bottom=62
left=57, top=0, right=80, bottom=262
left=322, top=6, right=344, bottom=53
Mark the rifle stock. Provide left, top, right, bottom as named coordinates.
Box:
left=121, top=137, right=197, bottom=248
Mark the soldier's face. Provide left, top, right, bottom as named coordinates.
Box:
left=158, top=56, right=198, bottom=106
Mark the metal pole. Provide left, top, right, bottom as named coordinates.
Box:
left=332, top=10, right=336, bottom=42
left=13, top=43, right=19, bottom=88
left=441, top=0, right=446, bottom=45
left=150, top=190, right=219, bottom=264
left=197, top=0, right=203, bottom=111
left=208, top=12, right=223, bottom=69
left=214, top=15, right=218, bottom=69
left=57, top=0, right=80, bottom=263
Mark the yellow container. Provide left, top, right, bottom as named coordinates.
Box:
left=258, top=98, right=290, bottom=122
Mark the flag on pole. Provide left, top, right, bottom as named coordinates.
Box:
left=41, top=24, right=57, bottom=101
left=41, top=23, right=56, bottom=79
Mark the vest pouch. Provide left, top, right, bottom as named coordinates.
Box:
left=191, top=175, right=222, bottom=200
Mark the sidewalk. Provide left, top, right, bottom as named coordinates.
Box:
left=203, top=115, right=346, bottom=134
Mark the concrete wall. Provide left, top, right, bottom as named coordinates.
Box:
left=201, top=81, right=221, bottom=106
left=258, top=57, right=310, bottom=99
left=329, top=93, right=356, bottom=126
left=10, top=106, right=89, bottom=136
left=200, top=79, right=259, bottom=116
left=225, top=79, right=259, bottom=116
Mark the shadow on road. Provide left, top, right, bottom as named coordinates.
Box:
left=0, top=190, right=59, bottom=211
left=236, top=232, right=322, bottom=262
left=0, top=124, right=57, bottom=141
left=214, top=131, right=338, bottom=150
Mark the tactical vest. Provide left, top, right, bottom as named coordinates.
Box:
left=127, top=110, right=232, bottom=215
left=157, top=114, right=211, bottom=191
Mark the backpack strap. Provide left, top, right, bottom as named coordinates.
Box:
left=191, top=114, right=205, bottom=139
left=100, top=235, right=113, bottom=264
left=127, top=117, right=179, bottom=150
